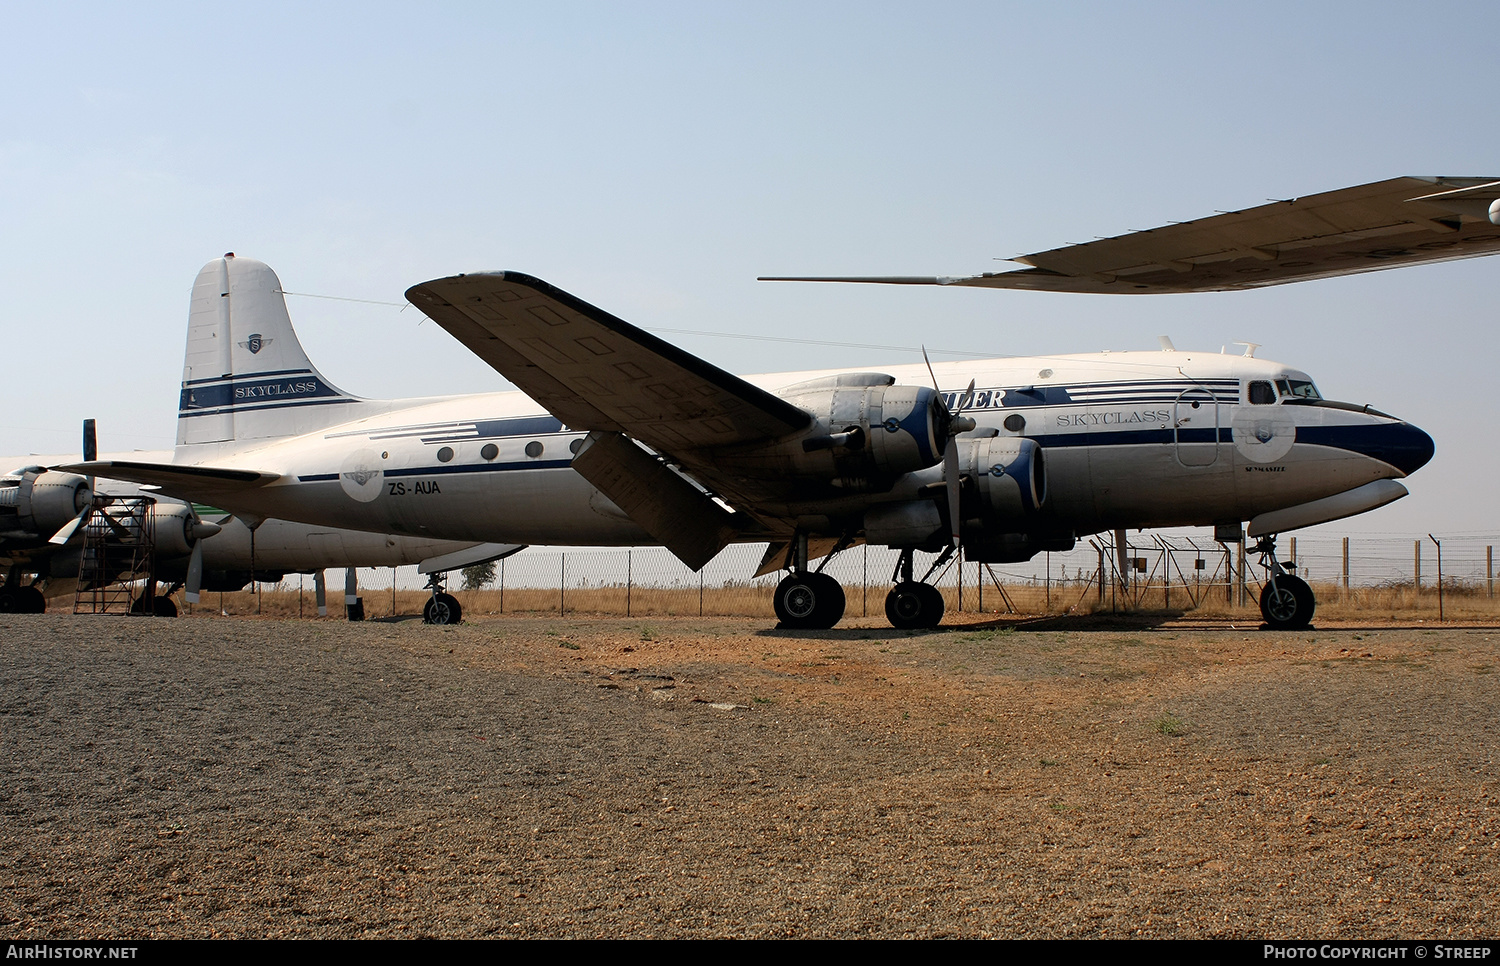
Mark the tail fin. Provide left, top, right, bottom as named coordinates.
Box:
left=176, top=255, right=364, bottom=457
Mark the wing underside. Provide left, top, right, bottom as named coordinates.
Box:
left=762, top=176, right=1500, bottom=294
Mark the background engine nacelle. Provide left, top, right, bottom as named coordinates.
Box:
left=0, top=469, right=91, bottom=543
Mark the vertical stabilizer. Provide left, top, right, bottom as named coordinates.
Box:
left=176, top=255, right=363, bottom=457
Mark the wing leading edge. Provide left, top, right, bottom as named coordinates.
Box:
left=761, top=176, right=1500, bottom=294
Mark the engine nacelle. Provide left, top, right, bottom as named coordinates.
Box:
left=0, top=469, right=91, bottom=542
left=958, top=436, right=1069, bottom=563
left=964, top=436, right=1047, bottom=519
left=720, top=373, right=953, bottom=491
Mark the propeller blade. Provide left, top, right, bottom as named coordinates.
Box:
left=956, top=379, right=976, bottom=414
left=922, top=345, right=940, bottom=395
left=48, top=507, right=88, bottom=546
left=82, top=419, right=97, bottom=462
left=185, top=540, right=204, bottom=604
left=944, top=442, right=962, bottom=548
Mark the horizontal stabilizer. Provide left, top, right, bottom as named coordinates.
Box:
left=763, top=177, right=1500, bottom=295
left=570, top=431, right=737, bottom=571
left=56, top=460, right=280, bottom=497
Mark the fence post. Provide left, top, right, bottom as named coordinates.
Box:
left=699, top=567, right=704, bottom=617
left=560, top=553, right=566, bottom=615
left=863, top=544, right=868, bottom=617
left=1429, top=534, right=1443, bottom=622
left=1289, top=537, right=1296, bottom=576
left=1489, top=546, right=1494, bottom=599
left=627, top=550, right=632, bottom=618
left=499, top=557, right=505, bottom=614
left=1414, top=540, right=1421, bottom=591
left=1342, top=537, right=1349, bottom=594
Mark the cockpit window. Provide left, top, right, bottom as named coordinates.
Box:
left=1248, top=380, right=1276, bottom=405
left=1276, top=378, right=1321, bottom=400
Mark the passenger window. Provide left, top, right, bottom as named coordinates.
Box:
left=1248, top=381, right=1276, bottom=405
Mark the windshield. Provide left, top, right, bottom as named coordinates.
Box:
left=1276, top=378, right=1321, bottom=400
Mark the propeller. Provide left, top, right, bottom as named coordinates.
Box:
left=183, top=510, right=224, bottom=604
left=923, top=349, right=976, bottom=548
left=47, top=419, right=100, bottom=545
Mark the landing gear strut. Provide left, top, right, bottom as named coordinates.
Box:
left=422, top=573, right=463, bottom=625
left=1252, top=535, right=1315, bottom=630
left=883, top=548, right=946, bottom=630
left=773, top=534, right=847, bottom=630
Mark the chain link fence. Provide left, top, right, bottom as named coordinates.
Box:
left=190, top=530, right=1500, bottom=619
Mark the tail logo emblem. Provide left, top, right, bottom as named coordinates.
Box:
left=240, top=333, right=273, bottom=355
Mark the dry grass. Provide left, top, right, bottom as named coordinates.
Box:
left=169, top=576, right=1500, bottom=622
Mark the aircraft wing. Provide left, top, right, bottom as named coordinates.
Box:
left=761, top=176, right=1500, bottom=294
left=405, top=272, right=812, bottom=453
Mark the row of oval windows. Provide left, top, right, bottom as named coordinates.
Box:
left=432, top=438, right=586, bottom=463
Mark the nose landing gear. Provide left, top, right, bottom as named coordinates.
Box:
left=1252, top=535, right=1315, bottom=629
left=422, top=573, right=463, bottom=625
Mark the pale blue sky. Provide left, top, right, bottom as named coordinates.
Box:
left=3, top=1, right=1497, bottom=536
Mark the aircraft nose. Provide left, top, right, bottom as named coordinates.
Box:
left=1360, top=420, right=1435, bottom=476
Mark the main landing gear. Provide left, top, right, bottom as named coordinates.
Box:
left=884, top=547, right=946, bottom=630
left=1252, top=535, right=1315, bottom=630
left=772, top=539, right=949, bottom=632
left=773, top=535, right=846, bottom=630
left=0, top=579, right=46, bottom=614
left=422, top=573, right=463, bottom=625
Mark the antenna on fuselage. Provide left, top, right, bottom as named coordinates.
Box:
left=1232, top=341, right=1261, bottom=358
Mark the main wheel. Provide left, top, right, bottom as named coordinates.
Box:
left=773, top=573, right=845, bottom=629
left=21, top=587, right=46, bottom=613
left=423, top=592, right=463, bottom=625
left=1260, top=574, right=1315, bottom=630
left=0, top=590, right=17, bottom=613
left=886, top=580, right=945, bottom=630
left=152, top=595, right=178, bottom=618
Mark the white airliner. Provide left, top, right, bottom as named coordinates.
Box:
left=65, top=177, right=1500, bottom=630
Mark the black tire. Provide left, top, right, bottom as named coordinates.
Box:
left=423, top=592, right=463, bottom=625
left=347, top=598, right=365, bottom=622
left=153, top=595, right=178, bottom=618
left=774, top=573, right=844, bottom=629
left=886, top=580, right=945, bottom=630
left=1260, top=574, right=1315, bottom=630
left=0, top=590, right=17, bottom=613
left=22, top=587, right=46, bottom=613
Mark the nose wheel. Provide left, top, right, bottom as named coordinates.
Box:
left=1253, top=536, right=1316, bottom=629
left=422, top=573, right=463, bottom=625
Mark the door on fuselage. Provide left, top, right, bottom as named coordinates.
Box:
left=1173, top=387, right=1220, bottom=467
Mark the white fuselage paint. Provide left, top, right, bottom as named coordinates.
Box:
left=173, top=350, right=1430, bottom=548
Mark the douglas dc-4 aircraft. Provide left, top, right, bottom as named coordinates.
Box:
left=66, top=177, right=1500, bottom=630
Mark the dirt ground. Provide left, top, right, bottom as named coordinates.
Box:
left=0, top=611, right=1496, bottom=938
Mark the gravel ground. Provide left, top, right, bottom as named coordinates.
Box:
left=1, top=611, right=1496, bottom=938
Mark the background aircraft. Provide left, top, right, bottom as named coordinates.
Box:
left=1, top=433, right=520, bottom=619
left=69, top=178, right=1495, bottom=630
